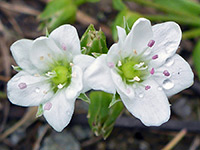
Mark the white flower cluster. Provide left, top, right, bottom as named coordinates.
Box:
left=7, top=18, right=194, bottom=131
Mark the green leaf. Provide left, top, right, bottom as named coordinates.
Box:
left=112, top=0, right=127, bottom=11
left=36, top=104, right=44, bottom=118
left=193, top=40, right=200, bottom=80
left=86, top=0, right=100, bottom=2
left=109, top=93, right=121, bottom=108
left=91, top=52, right=102, bottom=58
left=88, top=91, right=124, bottom=139
left=81, top=24, right=108, bottom=55
left=78, top=93, right=90, bottom=103
left=153, top=0, right=200, bottom=16
left=112, top=10, right=141, bottom=41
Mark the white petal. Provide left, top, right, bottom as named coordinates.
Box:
left=117, top=26, right=126, bottom=43
left=65, top=65, right=83, bottom=99
left=107, top=43, right=122, bottom=65
left=148, top=22, right=182, bottom=68
left=7, top=71, right=54, bottom=106
left=153, top=54, right=194, bottom=97
left=49, top=25, right=81, bottom=56
left=84, top=54, right=116, bottom=93
left=43, top=90, right=75, bottom=132
left=123, top=18, right=153, bottom=58
left=119, top=78, right=170, bottom=126
left=10, top=39, right=37, bottom=74
left=73, top=54, right=95, bottom=71
left=30, top=37, right=65, bottom=72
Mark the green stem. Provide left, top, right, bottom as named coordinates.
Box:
left=182, top=28, right=200, bottom=39
left=0, top=91, right=7, bottom=99
left=144, top=15, right=200, bottom=27
left=126, top=0, right=200, bottom=20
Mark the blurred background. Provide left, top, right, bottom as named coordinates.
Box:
left=0, top=0, right=200, bottom=149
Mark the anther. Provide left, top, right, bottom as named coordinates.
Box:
left=163, top=70, right=170, bottom=76
left=148, top=40, right=155, bottom=47
left=70, top=63, right=74, bottom=66
left=133, top=50, right=137, bottom=55
left=40, top=56, right=44, bottom=61
left=150, top=68, right=155, bottom=75
left=108, top=62, right=115, bottom=68
left=152, top=55, right=158, bottom=60
left=145, top=85, right=151, bottom=90
left=117, top=61, right=122, bottom=67
left=62, top=43, right=67, bottom=50
left=44, top=102, right=52, bottom=111
left=18, top=82, right=27, bottom=89
left=57, top=84, right=64, bottom=89
left=133, top=76, right=140, bottom=82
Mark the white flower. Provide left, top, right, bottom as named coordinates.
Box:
left=84, top=18, right=194, bottom=126
left=7, top=25, right=94, bottom=132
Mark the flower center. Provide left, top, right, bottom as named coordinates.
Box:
left=51, top=66, right=71, bottom=85
left=117, top=57, right=149, bottom=84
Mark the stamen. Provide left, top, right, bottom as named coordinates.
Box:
left=117, top=61, right=122, bottom=67
left=134, top=62, right=145, bottom=69
left=148, top=40, right=155, bottom=47
left=152, top=55, right=158, bottom=60
left=44, top=102, right=52, bottom=111
left=108, top=62, right=115, bottom=68
left=18, top=82, right=27, bottom=89
left=133, top=76, right=140, bottom=82
left=163, top=70, right=170, bottom=76
left=40, top=56, right=44, bottom=61
left=145, top=85, right=151, bottom=90
left=34, top=73, right=40, bottom=77
left=70, top=63, right=74, bottom=66
left=150, top=68, right=155, bottom=75
left=45, top=71, right=56, bottom=77
left=61, top=43, right=67, bottom=50
left=133, top=50, right=137, bottom=55
left=57, top=84, right=64, bottom=89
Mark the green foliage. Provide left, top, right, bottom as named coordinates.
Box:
left=78, top=93, right=90, bottom=103
left=88, top=91, right=124, bottom=139
left=112, top=0, right=127, bottom=11
left=112, top=10, right=141, bottom=41
left=81, top=24, right=108, bottom=55
left=153, top=0, right=200, bottom=16
left=36, top=104, right=44, bottom=117
left=193, top=41, right=200, bottom=80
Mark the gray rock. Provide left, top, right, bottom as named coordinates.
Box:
left=41, top=130, right=80, bottom=150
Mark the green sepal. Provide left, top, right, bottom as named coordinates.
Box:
left=45, top=28, right=50, bottom=37
left=78, top=93, right=90, bottom=103
left=81, top=24, right=108, bottom=55
left=88, top=91, right=124, bottom=139
left=109, top=93, right=121, bottom=108
left=36, top=104, right=44, bottom=118
left=12, top=65, right=22, bottom=72
left=112, top=9, right=141, bottom=41
left=91, top=52, right=102, bottom=58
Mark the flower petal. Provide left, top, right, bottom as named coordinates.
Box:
left=30, top=37, right=65, bottom=72
left=107, top=43, right=122, bottom=65
left=49, top=25, right=81, bottom=56
left=7, top=71, right=54, bottom=106
left=65, top=65, right=83, bottom=99
left=43, top=90, right=75, bottom=132
left=84, top=54, right=116, bottom=93
left=10, top=39, right=37, bottom=74
left=123, top=18, right=153, bottom=58
left=73, top=54, right=95, bottom=71
left=152, top=54, right=194, bottom=97
left=117, top=26, right=126, bottom=43
left=118, top=78, right=170, bottom=126
left=148, top=22, right=182, bottom=68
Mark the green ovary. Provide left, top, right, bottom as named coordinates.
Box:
left=121, top=61, right=141, bottom=79
left=51, top=66, right=71, bottom=85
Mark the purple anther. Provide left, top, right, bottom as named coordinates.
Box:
left=148, top=40, right=155, bottom=47
left=150, top=68, right=155, bottom=75
left=108, top=62, right=115, bottom=68
left=18, top=82, right=27, bottom=89
left=44, top=102, right=52, bottom=111
left=145, top=85, right=151, bottom=90
left=163, top=70, right=170, bottom=76
left=61, top=43, right=67, bottom=50
left=152, top=55, right=158, bottom=60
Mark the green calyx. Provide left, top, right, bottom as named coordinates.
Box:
left=117, top=57, right=149, bottom=84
